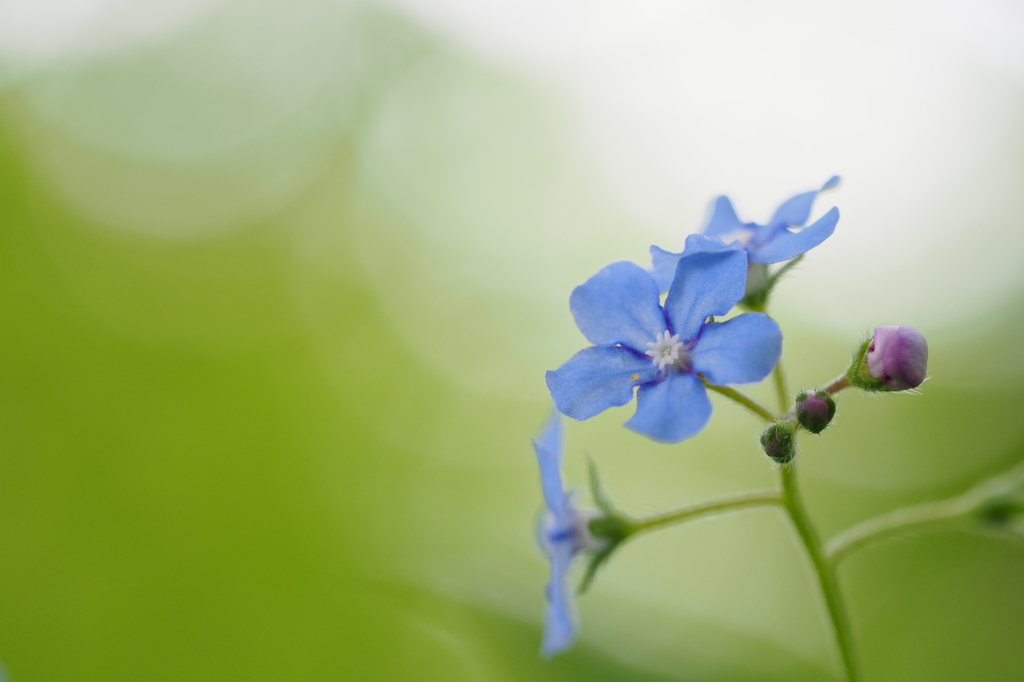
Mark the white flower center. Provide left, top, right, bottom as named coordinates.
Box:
left=716, top=227, right=754, bottom=247
left=646, top=330, right=687, bottom=371
left=540, top=507, right=608, bottom=555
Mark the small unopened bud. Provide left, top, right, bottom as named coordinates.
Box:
left=980, top=499, right=1018, bottom=527
left=760, top=421, right=797, bottom=464
left=795, top=390, right=836, bottom=434
left=978, top=498, right=1024, bottom=538
left=848, top=325, right=928, bottom=392
left=865, top=326, right=928, bottom=390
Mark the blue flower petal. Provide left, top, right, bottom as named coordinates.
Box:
left=768, top=176, right=841, bottom=227
left=541, top=540, right=577, bottom=657
left=688, top=233, right=745, bottom=253
left=691, top=313, right=782, bottom=385
left=650, top=235, right=741, bottom=293
left=768, top=190, right=817, bottom=228
left=569, top=261, right=667, bottom=351
left=702, top=196, right=746, bottom=239
left=663, top=248, right=747, bottom=342
left=625, top=371, right=712, bottom=442
left=533, top=410, right=569, bottom=524
left=749, top=207, right=839, bottom=264
left=547, top=347, right=660, bottom=421
left=649, top=246, right=681, bottom=293
left=534, top=408, right=563, bottom=458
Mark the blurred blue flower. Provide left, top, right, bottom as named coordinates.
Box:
left=650, top=177, right=841, bottom=291
left=546, top=250, right=782, bottom=442
left=533, top=410, right=603, bottom=657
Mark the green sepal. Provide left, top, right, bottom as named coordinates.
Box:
left=586, top=454, right=616, bottom=514
left=577, top=456, right=633, bottom=594
left=577, top=546, right=613, bottom=595
left=588, top=514, right=633, bottom=544
left=739, top=255, right=804, bottom=312
left=760, top=420, right=798, bottom=464
left=579, top=514, right=633, bottom=594
left=846, top=337, right=887, bottom=391
left=740, top=289, right=768, bottom=313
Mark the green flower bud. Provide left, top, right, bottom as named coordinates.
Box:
left=979, top=499, right=1021, bottom=527
left=760, top=421, right=798, bottom=464
left=795, top=390, right=836, bottom=434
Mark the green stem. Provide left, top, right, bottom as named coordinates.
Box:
left=772, top=362, right=789, bottom=414
left=825, top=498, right=976, bottom=566
left=583, top=490, right=786, bottom=594
left=826, top=460, right=1024, bottom=564
left=824, top=374, right=850, bottom=395
left=702, top=379, right=776, bottom=423
left=756, top=311, right=858, bottom=679
left=628, top=490, right=784, bottom=537
left=781, top=463, right=860, bottom=682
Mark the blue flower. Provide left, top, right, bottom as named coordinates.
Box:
left=546, top=249, right=782, bottom=442
left=650, top=177, right=841, bottom=291
left=533, top=410, right=603, bottom=657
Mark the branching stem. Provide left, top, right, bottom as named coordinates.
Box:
left=826, top=460, right=1024, bottom=564
left=627, top=490, right=783, bottom=537
left=826, top=498, right=974, bottom=566
left=702, top=379, right=776, bottom=423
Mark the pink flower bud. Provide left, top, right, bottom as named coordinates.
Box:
left=865, top=325, right=928, bottom=390
left=795, top=390, right=835, bottom=434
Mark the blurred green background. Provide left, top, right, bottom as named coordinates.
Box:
left=0, top=0, right=1023, bottom=680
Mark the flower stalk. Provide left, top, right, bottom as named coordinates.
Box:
left=701, top=379, right=777, bottom=423
left=772, top=362, right=790, bottom=414
left=823, top=373, right=850, bottom=395
left=826, top=460, right=1024, bottom=564
left=781, top=462, right=861, bottom=682
left=626, top=490, right=784, bottom=537
left=773, top=361, right=860, bottom=681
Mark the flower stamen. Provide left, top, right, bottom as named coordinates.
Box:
left=646, top=330, right=687, bottom=371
